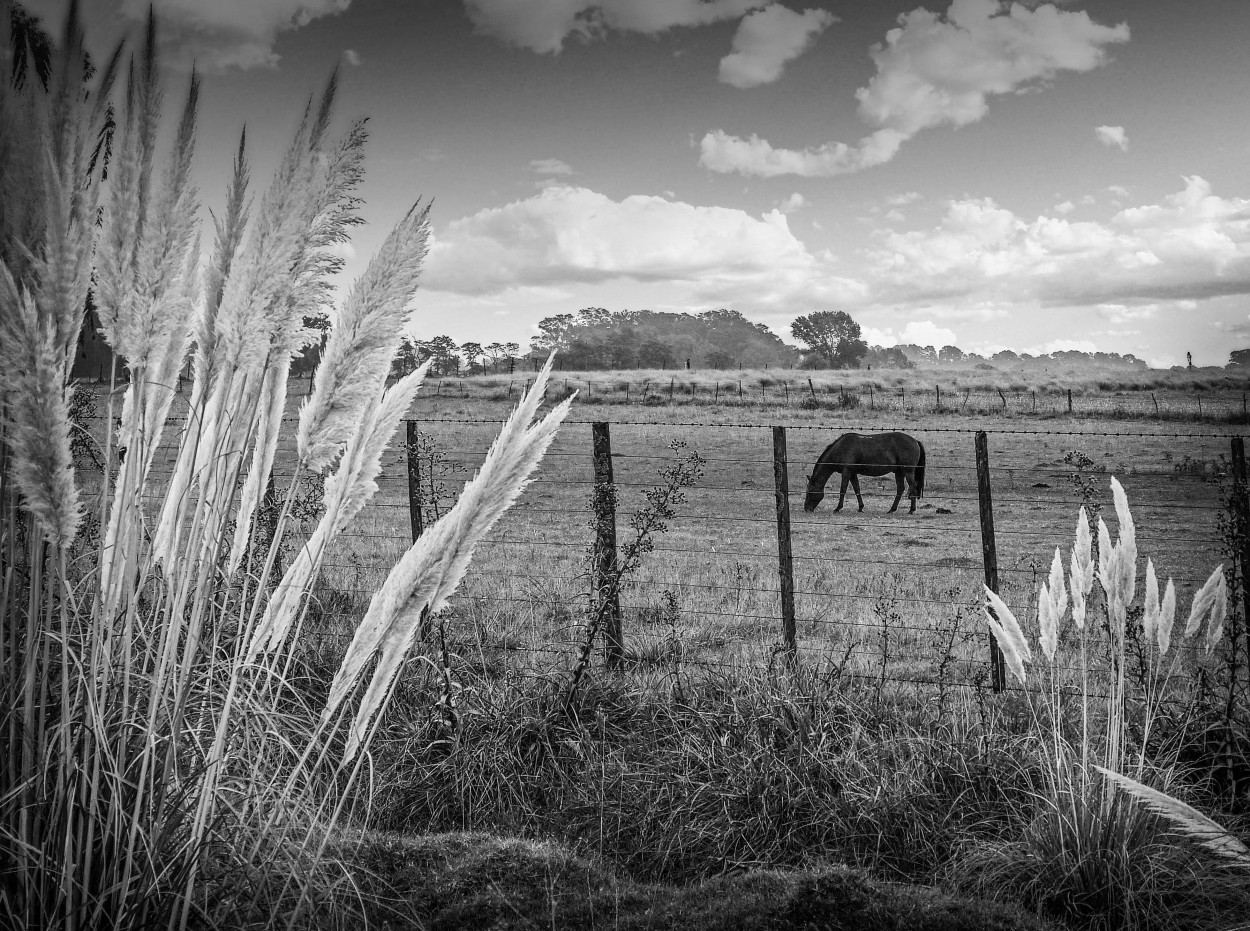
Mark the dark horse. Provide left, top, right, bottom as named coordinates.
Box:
left=804, top=432, right=926, bottom=514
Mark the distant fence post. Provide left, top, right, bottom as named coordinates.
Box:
left=808, top=377, right=817, bottom=402
left=592, top=422, right=623, bottom=671
left=975, top=430, right=1006, bottom=692
left=935, top=385, right=941, bottom=411
left=772, top=426, right=798, bottom=666
left=406, top=420, right=424, bottom=543
left=1231, top=438, right=1250, bottom=669
left=1067, top=389, right=1072, bottom=413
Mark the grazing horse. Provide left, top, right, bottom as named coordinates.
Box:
left=804, top=432, right=926, bottom=514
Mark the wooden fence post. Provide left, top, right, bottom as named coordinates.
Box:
left=1229, top=440, right=1250, bottom=694
left=406, top=420, right=424, bottom=543
left=670, top=378, right=675, bottom=402
left=975, top=430, right=1006, bottom=692
left=869, top=385, right=874, bottom=410
left=1067, top=389, right=1072, bottom=413
left=772, top=426, right=798, bottom=665
left=808, top=378, right=817, bottom=402
left=935, top=385, right=941, bottom=411
left=592, top=422, right=623, bottom=670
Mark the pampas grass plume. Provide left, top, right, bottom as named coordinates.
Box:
left=1157, top=578, right=1176, bottom=655
left=326, top=356, right=572, bottom=759
left=985, top=585, right=1030, bottom=685
left=1095, top=766, right=1250, bottom=865
left=1185, top=565, right=1224, bottom=639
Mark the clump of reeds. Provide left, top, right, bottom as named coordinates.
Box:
left=971, top=476, right=1249, bottom=926
left=0, top=5, right=570, bottom=928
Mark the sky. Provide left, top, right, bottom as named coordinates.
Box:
left=21, top=0, right=1250, bottom=366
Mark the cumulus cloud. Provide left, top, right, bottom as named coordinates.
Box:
left=461, top=0, right=761, bottom=54
left=1096, top=125, right=1128, bottom=151
left=94, top=0, right=353, bottom=69
left=530, top=158, right=574, bottom=175
left=864, top=320, right=959, bottom=347
left=886, top=191, right=922, bottom=207
left=343, top=48, right=361, bottom=65
left=718, top=5, right=835, bottom=88
left=778, top=192, right=807, bottom=214
left=422, top=184, right=862, bottom=308
left=701, top=0, right=1129, bottom=176
left=865, top=176, right=1250, bottom=307
left=1054, top=200, right=1076, bottom=215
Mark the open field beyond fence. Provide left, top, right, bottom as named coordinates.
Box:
left=102, top=380, right=1241, bottom=697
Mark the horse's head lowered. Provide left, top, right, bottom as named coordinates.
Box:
left=803, top=472, right=823, bottom=512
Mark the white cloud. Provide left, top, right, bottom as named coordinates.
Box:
left=865, top=176, right=1250, bottom=307
left=701, top=0, right=1128, bottom=176
left=699, top=127, right=906, bottom=177
left=343, top=48, right=361, bottom=66
left=886, top=191, right=922, bottom=207
left=718, top=5, right=835, bottom=88
left=1095, top=302, right=1157, bottom=324
left=103, top=0, right=352, bottom=69
left=423, top=184, right=863, bottom=311
left=529, top=158, right=574, bottom=175
left=1108, top=185, right=1130, bottom=198
left=1054, top=200, right=1076, bottom=215
left=777, top=192, right=806, bottom=214
left=864, top=320, right=959, bottom=347
left=461, top=0, right=761, bottom=54
left=1024, top=338, right=1099, bottom=355
left=1096, top=124, right=1128, bottom=151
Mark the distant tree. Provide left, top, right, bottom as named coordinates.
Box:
left=790, top=310, right=868, bottom=369
left=864, top=345, right=914, bottom=369
left=637, top=338, right=675, bottom=369
left=292, top=312, right=332, bottom=375
left=502, top=342, right=520, bottom=373
left=1229, top=349, right=1250, bottom=367
left=459, top=341, right=484, bottom=373
left=897, top=343, right=937, bottom=365
left=531, top=313, right=575, bottom=352
left=424, top=335, right=460, bottom=376
left=705, top=349, right=736, bottom=369
left=484, top=341, right=506, bottom=372
left=992, top=349, right=1019, bottom=364
left=938, top=344, right=964, bottom=364
left=391, top=337, right=421, bottom=376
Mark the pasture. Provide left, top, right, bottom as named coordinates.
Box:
left=291, top=388, right=1233, bottom=690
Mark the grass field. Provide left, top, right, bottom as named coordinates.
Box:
left=74, top=373, right=1249, bottom=928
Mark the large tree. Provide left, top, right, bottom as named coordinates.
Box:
left=790, top=311, right=868, bottom=369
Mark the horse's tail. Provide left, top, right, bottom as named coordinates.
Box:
left=916, top=441, right=926, bottom=498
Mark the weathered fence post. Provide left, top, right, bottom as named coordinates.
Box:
left=975, top=430, right=1006, bottom=692
left=869, top=385, right=874, bottom=410
left=1229, top=440, right=1250, bottom=688
left=1198, top=395, right=1203, bottom=419
left=1067, top=389, right=1072, bottom=413
left=714, top=381, right=720, bottom=403
left=772, top=426, right=798, bottom=665
left=808, top=377, right=817, bottom=402
left=669, top=378, right=675, bottom=402
left=1152, top=392, right=1159, bottom=416
left=997, top=388, right=1007, bottom=409
left=936, top=385, right=941, bottom=411
left=406, top=420, right=424, bottom=543
left=592, top=422, right=623, bottom=670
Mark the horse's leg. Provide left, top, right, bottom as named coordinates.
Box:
left=889, top=471, right=903, bottom=513
left=906, top=469, right=917, bottom=514
left=850, top=472, right=865, bottom=511
left=834, top=471, right=850, bottom=511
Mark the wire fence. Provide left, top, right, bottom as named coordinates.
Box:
left=78, top=368, right=1250, bottom=423
left=284, top=416, right=1241, bottom=693
left=73, top=400, right=1243, bottom=693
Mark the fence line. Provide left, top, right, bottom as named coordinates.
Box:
left=373, top=417, right=1245, bottom=697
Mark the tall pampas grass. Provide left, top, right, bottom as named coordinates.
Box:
left=972, top=477, right=1245, bottom=927
left=0, top=6, right=571, bottom=929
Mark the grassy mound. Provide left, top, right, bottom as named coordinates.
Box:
left=347, top=831, right=1056, bottom=931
